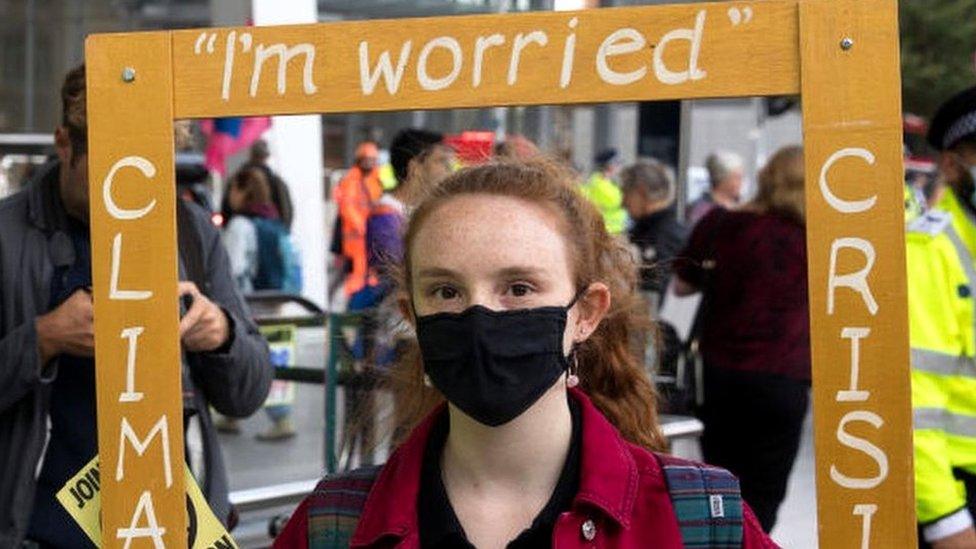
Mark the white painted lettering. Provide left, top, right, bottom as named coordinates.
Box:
left=838, top=327, right=871, bottom=402
left=102, top=156, right=157, bottom=221
left=828, top=237, right=879, bottom=316
left=110, top=234, right=153, bottom=301
left=560, top=17, right=579, bottom=89
left=820, top=148, right=878, bottom=213
left=418, top=36, right=463, bottom=91
left=116, top=490, right=166, bottom=549
left=249, top=42, right=318, bottom=97
left=473, top=34, right=506, bottom=88
left=116, top=415, right=173, bottom=489
left=653, top=10, right=707, bottom=85
left=830, top=411, right=889, bottom=489
left=596, top=28, right=647, bottom=86
left=221, top=31, right=237, bottom=101
left=854, top=504, right=878, bottom=549
left=119, top=327, right=145, bottom=403
left=359, top=41, right=412, bottom=95
left=508, top=31, right=548, bottom=86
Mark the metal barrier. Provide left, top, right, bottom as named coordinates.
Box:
left=228, top=292, right=380, bottom=540
left=229, top=480, right=319, bottom=514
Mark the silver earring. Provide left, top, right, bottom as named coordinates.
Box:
left=423, top=374, right=433, bottom=388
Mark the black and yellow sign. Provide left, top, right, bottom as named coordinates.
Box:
left=57, top=457, right=238, bottom=549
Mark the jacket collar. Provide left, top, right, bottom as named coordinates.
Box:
left=26, top=160, right=70, bottom=234
left=632, top=207, right=677, bottom=234
left=350, top=388, right=639, bottom=547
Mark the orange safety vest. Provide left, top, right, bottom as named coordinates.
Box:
left=334, top=166, right=382, bottom=296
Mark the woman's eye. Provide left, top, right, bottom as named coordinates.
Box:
left=509, top=283, right=533, bottom=297
left=433, top=286, right=459, bottom=300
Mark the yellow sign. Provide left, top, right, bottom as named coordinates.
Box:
left=57, top=457, right=238, bottom=549
left=86, top=1, right=916, bottom=546
left=171, top=1, right=799, bottom=118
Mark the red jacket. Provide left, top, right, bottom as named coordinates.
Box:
left=275, top=389, right=778, bottom=548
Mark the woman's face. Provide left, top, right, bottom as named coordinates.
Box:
left=227, top=184, right=245, bottom=212
left=410, top=193, right=582, bottom=353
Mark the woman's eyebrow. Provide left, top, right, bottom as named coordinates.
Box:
left=494, top=266, right=548, bottom=279
left=415, top=267, right=459, bottom=279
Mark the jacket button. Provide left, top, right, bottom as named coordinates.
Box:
left=581, top=519, right=597, bottom=541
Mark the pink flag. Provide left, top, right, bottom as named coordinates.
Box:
left=201, top=116, right=272, bottom=176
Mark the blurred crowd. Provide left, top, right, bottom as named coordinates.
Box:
left=28, top=60, right=976, bottom=548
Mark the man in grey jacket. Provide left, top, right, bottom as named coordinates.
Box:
left=0, top=65, right=273, bottom=546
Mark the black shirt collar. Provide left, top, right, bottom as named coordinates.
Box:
left=418, top=397, right=582, bottom=549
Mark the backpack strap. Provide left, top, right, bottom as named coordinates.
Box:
left=656, top=453, right=744, bottom=548
left=307, top=465, right=383, bottom=549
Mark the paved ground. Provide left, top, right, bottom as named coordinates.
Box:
left=770, top=410, right=818, bottom=548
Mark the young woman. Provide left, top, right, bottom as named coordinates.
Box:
left=674, top=146, right=809, bottom=533
left=276, top=160, right=777, bottom=548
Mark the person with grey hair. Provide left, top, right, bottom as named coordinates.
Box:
left=620, top=158, right=688, bottom=298
left=686, top=150, right=745, bottom=226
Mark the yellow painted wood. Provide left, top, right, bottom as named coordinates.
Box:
left=799, top=0, right=916, bottom=546
left=171, top=1, right=799, bottom=118
left=82, top=1, right=916, bottom=545
left=86, top=32, right=186, bottom=547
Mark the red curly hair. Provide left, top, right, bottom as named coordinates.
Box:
left=381, top=159, right=666, bottom=452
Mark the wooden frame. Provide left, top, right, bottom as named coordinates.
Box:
left=85, top=0, right=913, bottom=546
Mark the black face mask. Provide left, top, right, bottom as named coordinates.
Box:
left=415, top=294, right=581, bottom=427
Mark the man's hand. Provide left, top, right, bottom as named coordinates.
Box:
left=36, top=289, right=94, bottom=363
left=179, top=282, right=231, bottom=353
left=933, top=527, right=976, bottom=549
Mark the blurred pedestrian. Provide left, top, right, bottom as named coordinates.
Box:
left=332, top=141, right=383, bottom=298
left=0, top=65, right=272, bottom=546
left=275, top=160, right=775, bottom=548
left=493, top=134, right=541, bottom=162
left=686, top=151, right=744, bottom=226
left=620, top=158, right=688, bottom=302
left=363, top=128, right=452, bottom=296
left=246, top=139, right=294, bottom=230
left=348, top=129, right=454, bottom=366
left=221, top=165, right=301, bottom=441
left=673, top=145, right=809, bottom=532
left=581, top=148, right=628, bottom=234
left=389, top=128, right=453, bottom=201
left=224, top=166, right=300, bottom=294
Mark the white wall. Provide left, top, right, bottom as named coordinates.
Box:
left=250, top=0, right=329, bottom=309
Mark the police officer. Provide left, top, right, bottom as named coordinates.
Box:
left=908, top=89, right=976, bottom=548
left=928, top=87, right=976, bottom=259
left=582, top=148, right=628, bottom=234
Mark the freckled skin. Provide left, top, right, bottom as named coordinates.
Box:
left=409, top=193, right=579, bottom=352
left=403, top=192, right=614, bottom=549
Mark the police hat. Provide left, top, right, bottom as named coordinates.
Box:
left=594, top=148, right=619, bottom=166
left=927, top=86, right=976, bottom=151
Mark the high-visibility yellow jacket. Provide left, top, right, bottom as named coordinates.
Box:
left=378, top=163, right=397, bottom=191
left=907, top=208, right=976, bottom=539
left=938, top=189, right=976, bottom=261
left=581, top=172, right=628, bottom=234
